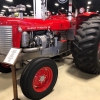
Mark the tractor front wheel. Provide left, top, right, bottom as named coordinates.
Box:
left=20, top=57, right=58, bottom=99
left=73, top=16, right=100, bottom=74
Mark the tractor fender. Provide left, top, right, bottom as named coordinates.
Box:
left=78, top=12, right=98, bottom=17
left=76, top=12, right=99, bottom=30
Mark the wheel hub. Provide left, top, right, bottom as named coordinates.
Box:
left=32, top=67, right=53, bottom=92
left=40, top=76, right=46, bottom=82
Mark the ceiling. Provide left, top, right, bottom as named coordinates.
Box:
left=0, top=0, right=100, bottom=16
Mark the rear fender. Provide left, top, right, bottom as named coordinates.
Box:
left=76, top=12, right=99, bottom=31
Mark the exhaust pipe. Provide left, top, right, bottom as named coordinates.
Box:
left=22, top=47, right=43, bottom=53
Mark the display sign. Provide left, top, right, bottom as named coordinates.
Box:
left=79, top=7, right=85, bottom=13
left=3, top=48, right=21, bottom=65
left=58, top=0, right=68, bottom=4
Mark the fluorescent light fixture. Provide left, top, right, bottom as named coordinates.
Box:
left=6, top=0, right=13, bottom=2
left=24, top=13, right=27, bottom=15
left=87, top=6, right=90, bottom=8
left=30, top=11, right=33, bottom=13
left=52, top=12, right=55, bottom=14
left=3, top=5, right=9, bottom=9
left=26, top=4, right=31, bottom=8
left=1, top=10, right=6, bottom=12
left=55, top=3, right=59, bottom=6
left=88, top=1, right=91, bottom=4
left=1, top=12, right=4, bottom=14
left=61, top=7, right=64, bottom=10
left=0, top=14, right=3, bottom=16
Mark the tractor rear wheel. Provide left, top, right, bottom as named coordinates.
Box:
left=20, top=57, right=58, bottom=99
left=0, top=63, right=11, bottom=73
left=73, top=16, right=100, bottom=74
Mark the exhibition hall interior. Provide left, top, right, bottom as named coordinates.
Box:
left=0, top=0, right=100, bottom=100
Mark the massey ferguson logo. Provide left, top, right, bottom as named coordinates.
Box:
left=58, top=0, right=68, bottom=4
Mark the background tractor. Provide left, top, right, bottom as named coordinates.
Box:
left=0, top=2, right=100, bottom=100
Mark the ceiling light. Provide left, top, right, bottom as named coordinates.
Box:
left=97, top=11, right=99, bottom=12
left=55, top=3, right=59, bottom=6
left=0, top=14, right=3, bottom=16
left=1, top=12, right=4, bottom=14
left=3, top=5, right=9, bottom=9
left=26, top=4, right=31, bottom=8
left=52, top=12, right=55, bottom=14
left=87, top=6, right=90, bottom=9
left=88, top=1, right=91, bottom=4
left=61, top=7, right=64, bottom=10
left=24, top=13, right=27, bottom=15
left=1, top=10, right=6, bottom=12
left=32, top=14, right=34, bottom=16
left=6, top=0, right=13, bottom=2
left=30, top=11, right=33, bottom=13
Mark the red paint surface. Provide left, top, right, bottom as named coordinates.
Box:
left=0, top=12, right=98, bottom=48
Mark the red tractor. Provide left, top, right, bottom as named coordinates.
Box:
left=0, top=4, right=100, bottom=100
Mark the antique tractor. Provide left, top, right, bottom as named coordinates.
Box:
left=0, top=4, right=100, bottom=100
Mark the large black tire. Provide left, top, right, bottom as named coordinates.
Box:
left=20, top=58, right=58, bottom=100
left=20, top=57, right=43, bottom=98
left=73, top=16, right=100, bottom=74
left=0, top=63, right=11, bottom=73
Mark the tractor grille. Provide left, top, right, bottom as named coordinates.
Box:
left=0, top=26, right=12, bottom=55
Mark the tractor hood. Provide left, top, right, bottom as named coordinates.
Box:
left=0, top=17, right=71, bottom=31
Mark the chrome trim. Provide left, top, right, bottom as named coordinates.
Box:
left=0, top=26, right=12, bottom=54
left=0, top=42, right=68, bottom=63
left=22, top=47, right=43, bottom=53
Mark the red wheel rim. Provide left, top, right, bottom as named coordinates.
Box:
left=1, top=63, right=10, bottom=68
left=32, top=67, right=53, bottom=92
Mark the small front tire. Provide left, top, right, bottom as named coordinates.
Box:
left=20, top=58, right=58, bottom=99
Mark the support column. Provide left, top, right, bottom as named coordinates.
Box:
left=33, top=0, right=36, bottom=18
left=75, top=9, right=78, bottom=17
left=33, top=0, right=47, bottom=19
left=69, top=0, right=72, bottom=12
left=33, top=0, right=42, bottom=19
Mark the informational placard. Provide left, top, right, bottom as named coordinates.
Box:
left=3, top=48, right=21, bottom=65
left=58, top=0, right=68, bottom=4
